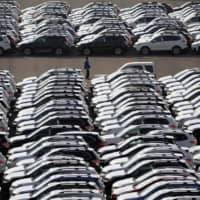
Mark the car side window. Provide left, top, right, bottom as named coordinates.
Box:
left=137, top=18, right=145, bottom=23
left=190, top=17, right=200, bottom=23
left=132, top=119, right=142, bottom=125
left=105, top=36, right=114, bottom=43
left=127, top=129, right=140, bottom=136
left=0, top=37, right=3, bottom=41
left=152, top=36, right=162, bottom=42
left=36, top=37, right=46, bottom=43
left=95, top=37, right=106, bottom=44
left=163, top=36, right=180, bottom=41
left=174, top=134, right=187, bottom=141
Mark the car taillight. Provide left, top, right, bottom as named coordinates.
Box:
left=2, top=142, right=8, bottom=148
left=190, top=141, right=196, bottom=145
left=4, top=42, right=9, bottom=45
left=182, top=40, right=186, bottom=44
left=64, top=41, right=68, bottom=45
left=8, top=92, right=13, bottom=95
left=85, top=126, right=91, bottom=131
left=157, top=90, right=161, bottom=94
left=187, top=159, right=192, bottom=163
left=0, top=127, right=5, bottom=131
left=112, top=191, right=117, bottom=200
left=92, top=160, right=99, bottom=164
left=98, top=142, right=104, bottom=146
left=171, top=125, right=176, bottom=129
left=188, top=38, right=193, bottom=42
left=0, top=161, right=3, bottom=165
left=11, top=40, right=15, bottom=44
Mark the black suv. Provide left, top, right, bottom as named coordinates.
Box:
left=17, top=35, right=73, bottom=56
left=76, top=33, right=131, bottom=55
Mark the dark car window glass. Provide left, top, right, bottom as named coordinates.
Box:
left=95, top=37, right=105, bottom=44
left=146, top=17, right=154, bottom=23
left=130, top=65, right=143, bottom=70
left=0, top=37, right=3, bottom=41
left=145, top=65, right=154, bottom=73
left=163, top=36, right=180, bottom=41
left=133, top=164, right=152, bottom=178
left=105, top=36, right=114, bottom=42
left=143, top=118, right=158, bottom=124
left=137, top=18, right=146, bottom=23
left=158, top=118, right=169, bottom=124
left=174, top=134, right=187, bottom=141
left=140, top=128, right=155, bottom=134
left=152, top=36, right=162, bottom=42
left=189, top=91, right=200, bottom=100
left=132, top=119, right=142, bottom=125
left=190, top=17, right=200, bottom=23
left=36, top=37, right=46, bottom=43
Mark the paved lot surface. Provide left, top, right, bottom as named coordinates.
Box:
left=1, top=0, right=200, bottom=82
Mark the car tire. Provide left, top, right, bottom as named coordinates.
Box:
left=0, top=48, right=4, bottom=56
left=114, top=47, right=123, bottom=55
left=55, top=48, right=63, bottom=56
left=172, top=46, right=181, bottom=55
left=23, top=48, right=32, bottom=56
left=140, top=46, right=150, bottom=55
left=83, top=48, right=91, bottom=56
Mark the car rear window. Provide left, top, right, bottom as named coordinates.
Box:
left=143, top=118, right=169, bottom=125
left=173, top=134, right=187, bottom=141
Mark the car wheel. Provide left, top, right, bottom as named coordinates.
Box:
left=140, top=46, right=150, bottom=55
left=172, top=46, right=181, bottom=55
left=55, top=48, right=63, bottom=56
left=114, top=47, right=123, bottom=55
left=0, top=48, right=4, bottom=56
left=83, top=48, right=91, bottom=56
left=23, top=48, right=32, bottom=56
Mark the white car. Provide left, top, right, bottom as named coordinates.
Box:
left=134, top=32, right=187, bottom=55
left=192, top=39, right=200, bottom=52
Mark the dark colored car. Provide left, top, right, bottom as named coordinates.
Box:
left=77, top=34, right=131, bottom=55
left=17, top=35, right=73, bottom=56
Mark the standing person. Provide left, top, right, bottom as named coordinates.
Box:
left=84, top=56, right=91, bottom=80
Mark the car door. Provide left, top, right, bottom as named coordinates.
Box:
left=104, top=36, right=114, bottom=50
left=92, top=36, right=106, bottom=52
left=33, top=36, right=48, bottom=52
left=45, top=36, right=60, bottom=51
left=162, top=35, right=176, bottom=50
left=150, top=36, right=165, bottom=51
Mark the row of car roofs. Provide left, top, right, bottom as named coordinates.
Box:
left=3, top=68, right=106, bottom=200
left=1, top=63, right=200, bottom=199
left=0, top=70, right=17, bottom=196
left=160, top=68, right=200, bottom=167
left=2, top=1, right=200, bottom=56
left=90, top=62, right=200, bottom=200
